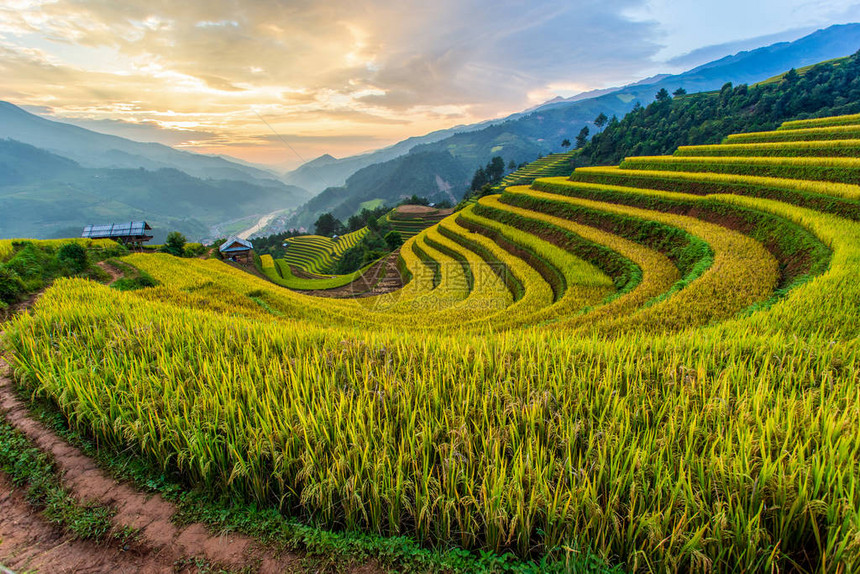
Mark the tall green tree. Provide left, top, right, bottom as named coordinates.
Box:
left=470, top=167, right=488, bottom=191
left=575, top=126, right=590, bottom=149
left=314, top=213, right=343, bottom=237
left=162, top=231, right=187, bottom=257
left=486, top=156, right=505, bottom=183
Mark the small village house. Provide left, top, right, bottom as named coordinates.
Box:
left=82, top=221, right=153, bottom=248
left=219, top=236, right=253, bottom=262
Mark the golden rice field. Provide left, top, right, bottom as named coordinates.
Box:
left=4, top=115, right=860, bottom=573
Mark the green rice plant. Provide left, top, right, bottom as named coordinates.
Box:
left=457, top=204, right=615, bottom=326
left=474, top=193, right=680, bottom=329
left=389, top=232, right=439, bottom=302
left=620, top=155, right=860, bottom=185
left=501, top=185, right=712, bottom=280
left=725, top=125, right=860, bottom=144
left=496, top=151, right=578, bottom=190
left=374, top=231, right=470, bottom=313
left=778, top=112, right=860, bottom=130
left=675, top=140, right=860, bottom=158
left=420, top=225, right=513, bottom=317
left=443, top=211, right=554, bottom=316
left=570, top=166, right=860, bottom=219
left=282, top=228, right=369, bottom=274
left=259, top=253, right=378, bottom=291
left=532, top=177, right=833, bottom=292
left=706, top=192, right=860, bottom=338
left=383, top=208, right=452, bottom=240
left=504, top=185, right=779, bottom=334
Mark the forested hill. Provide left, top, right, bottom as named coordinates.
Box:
left=579, top=51, right=860, bottom=166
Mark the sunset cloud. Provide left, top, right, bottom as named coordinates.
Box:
left=1, top=0, right=858, bottom=168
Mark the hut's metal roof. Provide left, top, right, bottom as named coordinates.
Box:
left=82, top=221, right=151, bottom=239
left=219, top=236, right=253, bottom=253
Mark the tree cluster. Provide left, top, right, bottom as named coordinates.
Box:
left=331, top=220, right=402, bottom=275
left=251, top=228, right=306, bottom=259
left=314, top=212, right=344, bottom=237
left=346, top=206, right=391, bottom=234
left=469, top=156, right=507, bottom=193
left=578, top=50, right=860, bottom=166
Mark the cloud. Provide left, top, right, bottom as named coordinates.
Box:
left=0, top=0, right=858, bottom=164
left=29, top=113, right=221, bottom=146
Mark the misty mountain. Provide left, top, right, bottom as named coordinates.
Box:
left=289, top=151, right=470, bottom=226
left=284, top=23, right=860, bottom=230
left=0, top=139, right=308, bottom=242
left=0, top=101, right=289, bottom=186
left=282, top=120, right=497, bottom=194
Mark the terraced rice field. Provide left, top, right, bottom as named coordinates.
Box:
left=382, top=205, right=454, bottom=239
left=280, top=228, right=367, bottom=274
left=496, top=150, right=578, bottom=190
left=5, top=114, right=860, bottom=573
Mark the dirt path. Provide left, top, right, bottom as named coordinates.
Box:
left=0, top=473, right=176, bottom=573
left=96, top=261, right=123, bottom=285
left=0, top=294, right=385, bottom=573
left=0, top=357, right=289, bottom=573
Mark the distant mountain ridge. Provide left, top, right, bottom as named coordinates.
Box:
left=282, top=120, right=499, bottom=193
left=282, top=23, right=860, bottom=230
left=0, top=102, right=313, bottom=241
left=0, top=138, right=309, bottom=242
left=0, top=101, right=286, bottom=185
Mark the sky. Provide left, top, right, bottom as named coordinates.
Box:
left=1, top=0, right=860, bottom=169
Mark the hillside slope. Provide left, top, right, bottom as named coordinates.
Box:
left=0, top=140, right=307, bottom=242
left=579, top=49, right=860, bottom=165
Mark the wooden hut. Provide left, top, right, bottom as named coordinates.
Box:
left=82, top=221, right=153, bottom=248
left=219, top=236, right=253, bottom=262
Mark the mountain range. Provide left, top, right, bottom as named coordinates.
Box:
left=2, top=23, right=859, bottom=241
left=0, top=102, right=309, bottom=241
left=281, top=23, right=860, bottom=230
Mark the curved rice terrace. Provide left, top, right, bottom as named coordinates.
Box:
left=280, top=228, right=368, bottom=274
left=382, top=204, right=455, bottom=239
left=496, top=150, right=579, bottom=190
left=265, top=206, right=453, bottom=292
left=4, top=115, right=860, bottom=572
